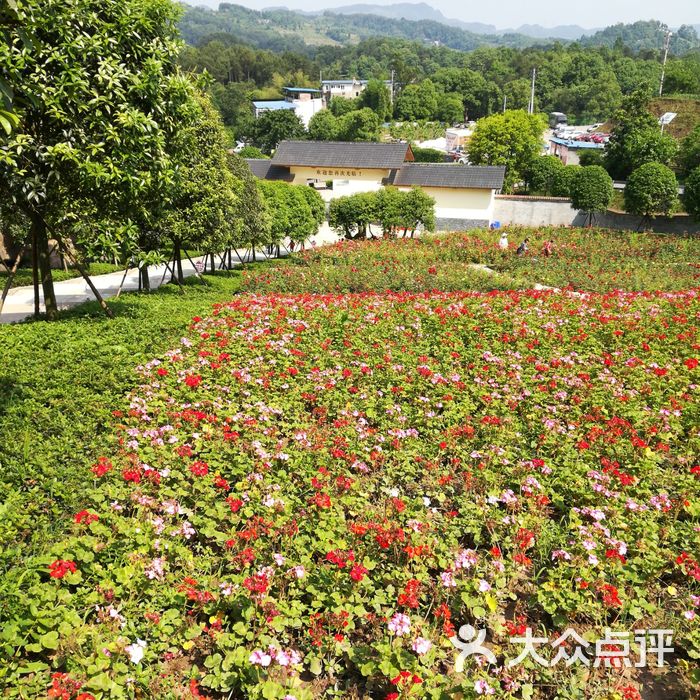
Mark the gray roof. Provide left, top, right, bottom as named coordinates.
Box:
left=245, top=159, right=293, bottom=182
left=389, top=163, right=505, bottom=190
left=271, top=140, right=413, bottom=169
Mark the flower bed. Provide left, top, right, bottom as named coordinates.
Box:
left=5, top=288, right=699, bottom=699
left=241, top=229, right=700, bottom=295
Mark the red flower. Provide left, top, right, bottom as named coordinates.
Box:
left=312, top=492, right=332, bottom=509
left=349, top=564, right=368, bottom=582
left=226, top=497, right=243, bottom=513
left=189, top=460, right=209, bottom=477
left=156, top=368, right=168, bottom=376
left=185, top=375, right=202, bottom=388
left=600, top=583, right=622, bottom=607
left=91, top=457, right=112, bottom=477
left=684, top=357, right=698, bottom=369
left=49, top=559, right=77, bottom=579
left=73, top=510, right=98, bottom=525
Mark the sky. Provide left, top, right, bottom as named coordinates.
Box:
left=191, top=0, right=699, bottom=29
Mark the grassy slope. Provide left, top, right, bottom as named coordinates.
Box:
left=649, top=96, right=700, bottom=140
left=0, top=270, right=258, bottom=596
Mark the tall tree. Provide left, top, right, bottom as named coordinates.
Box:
left=358, top=79, right=392, bottom=122
left=250, top=109, right=306, bottom=154
left=603, top=91, right=677, bottom=180
left=0, top=0, right=184, bottom=318
left=467, top=110, right=546, bottom=193
left=569, top=165, right=614, bottom=225
left=624, top=162, right=678, bottom=222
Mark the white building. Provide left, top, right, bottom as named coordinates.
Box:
left=252, top=87, right=323, bottom=128
left=321, top=79, right=392, bottom=105
left=247, top=141, right=505, bottom=230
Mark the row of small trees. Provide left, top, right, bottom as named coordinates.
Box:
left=0, top=0, right=325, bottom=320
left=328, top=187, right=435, bottom=239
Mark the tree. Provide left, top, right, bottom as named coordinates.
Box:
left=400, top=187, right=435, bottom=236
left=395, top=80, right=438, bottom=121
left=624, top=162, right=678, bottom=222
left=329, top=96, right=359, bottom=116
left=0, top=0, right=186, bottom=319
left=358, top=79, right=392, bottom=122
left=238, top=145, right=269, bottom=159
left=158, top=88, right=240, bottom=283
left=412, top=147, right=446, bottom=163
left=308, top=109, right=339, bottom=141
left=467, top=110, right=546, bottom=193
left=299, top=185, right=325, bottom=227
left=550, top=165, right=579, bottom=198
left=436, top=93, right=464, bottom=124
left=569, top=165, right=614, bottom=225
left=683, top=167, right=700, bottom=221
left=526, top=155, right=564, bottom=194
left=603, top=91, right=677, bottom=180
left=337, top=108, right=381, bottom=142
left=258, top=181, right=319, bottom=249
left=250, top=109, right=306, bottom=154
left=679, top=125, right=700, bottom=178
left=328, top=192, right=379, bottom=239
left=227, top=153, right=271, bottom=252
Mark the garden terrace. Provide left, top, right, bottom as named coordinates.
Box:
left=2, top=267, right=698, bottom=698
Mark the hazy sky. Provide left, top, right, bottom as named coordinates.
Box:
left=195, top=0, right=699, bottom=29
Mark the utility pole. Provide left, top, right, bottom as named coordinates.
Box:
left=528, top=68, right=536, bottom=114
left=390, top=69, right=395, bottom=107
left=503, top=94, right=507, bottom=113
left=659, top=29, right=672, bottom=96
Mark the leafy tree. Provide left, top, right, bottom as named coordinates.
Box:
left=578, top=150, right=605, bottom=167
left=329, top=96, right=359, bottom=116
left=158, top=88, right=240, bottom=283
left=624, top=162, right=678, bottom=220
left=551, top=165, right=580, bottom=197
left=250, top=109, right=306, bottom=154
left=682, top=166, right=700, bottom=221
left=526, top=155, right=564, bottom=194
left=436, top=93, right=464, bottom=124
left=299, top=185, right=326, bottom=226
left=337, top=108, right=381, bottom=142
left=569, top=165, right=614, bottom=225
left=400, top=187, right=435, bottom=236
left=679, top=125, right=700, bottom=178
left=210, top=82, right=255, bottom=138
left=308, top=109, right=339, bottom=141
left=412, top=147, right=446, bottom=163
left=227, top=153, right=271, bottom=251
left=395, top=80, right=438, bottom=121
left=604, top=92, right=677, bottom=180
left=467, top=110, right=546, bottom=192
left=0, top=0, right=184, bottom=318
left=237, top=145, right=269, bottom=159
left=375, top=186, right=434, bottom=236
left=328, top=192, right=378, bottom=239
left=258, top=180, right=318, bottom=248
left=358, top=79, right=392, bottom=121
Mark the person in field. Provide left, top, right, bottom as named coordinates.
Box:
left=516, top=237, right=530, bottom=255
left=498, top=232, right=509, bottom=250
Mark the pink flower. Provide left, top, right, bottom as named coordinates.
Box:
left=474, top=679, right=495, bottom=695
left=683, top=610, right=696, bottom=621
left=249, top=650, right=272, bottom=667
left=440, top=571, right=456, bottom=588
left=411, top=637, right=433, bottom=655
left=478, top=579, right=491, bottom=592
left=388, top=613, right=411, bottom=636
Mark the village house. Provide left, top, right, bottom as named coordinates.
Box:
left=246, top=140, right=505, bottom=229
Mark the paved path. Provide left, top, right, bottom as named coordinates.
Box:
left=1, top=227, right=341, bottom=324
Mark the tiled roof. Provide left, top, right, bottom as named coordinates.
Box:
left=389, top=163, right=505, bottom=190
left=271, top=140, right=413, bottom=169
left=245, top=159, right=294, bottom=182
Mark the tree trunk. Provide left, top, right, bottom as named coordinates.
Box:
left=30, top=212, right=58, bottom=319
left=0, top=245, right=24, bottom=316
left=171, top=240, right=184, bottom=285
left=58, top=241, right=114, bottom=319
left=140, top=264, right=151, bottom=291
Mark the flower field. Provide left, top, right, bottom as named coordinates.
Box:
left=242, top=228, right=700, bottom=295
left=4, top=271, right=699, bottom=698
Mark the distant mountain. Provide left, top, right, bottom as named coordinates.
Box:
left=297, top=3, right=594, bottom=39
left=580, top=20, right=700, bottom=53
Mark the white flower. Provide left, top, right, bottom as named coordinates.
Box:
left=388, top=613, right=411, bottom=636
left=412, top=637, right=433, bottom=655
left=125, top=639, right=146, bottom=664
left=478, top=579, right=491, bottom=592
